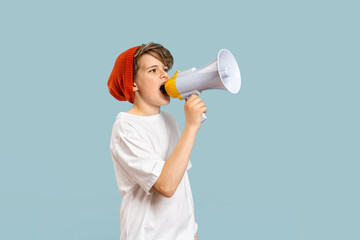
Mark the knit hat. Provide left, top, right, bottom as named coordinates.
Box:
left=107, top=46, right=141, bottom=103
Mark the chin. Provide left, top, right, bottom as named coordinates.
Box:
left=160, top=97, right=171, bottom=106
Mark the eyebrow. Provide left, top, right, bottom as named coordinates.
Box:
left=146, top=65, right=168, bottom=70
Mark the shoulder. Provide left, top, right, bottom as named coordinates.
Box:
left=112, top=112, right=139, bottom=137
left=161, top=111, right=177, bottom=124
left=161, top=111, right=179, bottom=128
left=160, top=111, right=181, bottom=134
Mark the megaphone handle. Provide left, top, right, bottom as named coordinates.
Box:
left=184, top=90, right=207, bottom=123
left=201, top=113, right=207, bottom=122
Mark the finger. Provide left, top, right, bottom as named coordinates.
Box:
left=185, top=95, right=196, bottom=102
left=201, top=106, right=208, bottom=113
left=193, top=101, right=206, bottom=109
left=188, top=97, right=204, bottom=106
left=186, top=94, right=200, bottom=103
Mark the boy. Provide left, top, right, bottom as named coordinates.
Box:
left=108, top=42, right=206, bottom=240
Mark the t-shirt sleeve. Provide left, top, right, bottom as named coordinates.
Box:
left=111, top=131, right=165, bottom=195
left=195, top=222, right=198, bottom=236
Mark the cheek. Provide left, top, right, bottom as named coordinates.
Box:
left=140, top=77, right=158, bottom=94
left=136, top=75, right=153, bottom=89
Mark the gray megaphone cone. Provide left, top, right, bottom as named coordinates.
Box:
left=165, top=49, right=241, bottom=122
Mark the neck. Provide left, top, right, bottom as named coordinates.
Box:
left=128, top=98, right=160, bottom=116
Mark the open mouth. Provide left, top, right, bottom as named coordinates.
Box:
left=160, top=84, right=168, bottom=96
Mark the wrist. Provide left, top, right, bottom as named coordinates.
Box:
left=184, top=124, right=199, bottom=134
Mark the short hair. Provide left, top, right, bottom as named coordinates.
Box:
left=133, top=42, right=174, bottom=79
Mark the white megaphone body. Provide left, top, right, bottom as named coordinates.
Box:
left=165, top=49, right=241, bottom=122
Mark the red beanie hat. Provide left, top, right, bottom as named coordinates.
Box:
left=107, top=46, right=141, bottom=103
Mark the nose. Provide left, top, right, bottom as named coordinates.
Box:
left=160, top=69, right=169, bottom=79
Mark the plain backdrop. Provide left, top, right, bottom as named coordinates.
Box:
left=1, top=0, right=359, bottom=239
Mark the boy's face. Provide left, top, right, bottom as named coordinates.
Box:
left=133, top=54, right=171, bottom=107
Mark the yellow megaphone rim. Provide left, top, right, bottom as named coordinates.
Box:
left=165, top=71, right=183, bottom=100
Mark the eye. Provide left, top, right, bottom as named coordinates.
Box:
left=164, top=68, right=169, bottom=72
left=149, top=69, right=156, bottom=73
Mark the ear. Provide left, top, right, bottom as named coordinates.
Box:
left=132, top=82, right=138, bottom=92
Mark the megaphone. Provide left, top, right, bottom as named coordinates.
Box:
left=165, top=49, right=241, bottom=122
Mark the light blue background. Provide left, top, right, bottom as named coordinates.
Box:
left=1, top=0, right=359, bottom=239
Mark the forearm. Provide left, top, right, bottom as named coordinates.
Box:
left=154, top=126, right=197, bottom=197
left=153, top=94, right=206, bottom=197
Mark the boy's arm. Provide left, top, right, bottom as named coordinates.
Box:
left=152, top=95, right=207, bottom=198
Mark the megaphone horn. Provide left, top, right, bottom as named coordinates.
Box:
left=165, top=49, right=241, bottom=122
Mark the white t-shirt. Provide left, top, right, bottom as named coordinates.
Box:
left=110, top=111, right=198, bottom=240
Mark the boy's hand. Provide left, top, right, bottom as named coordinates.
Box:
left=184, top=94, right=207, bottom=132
